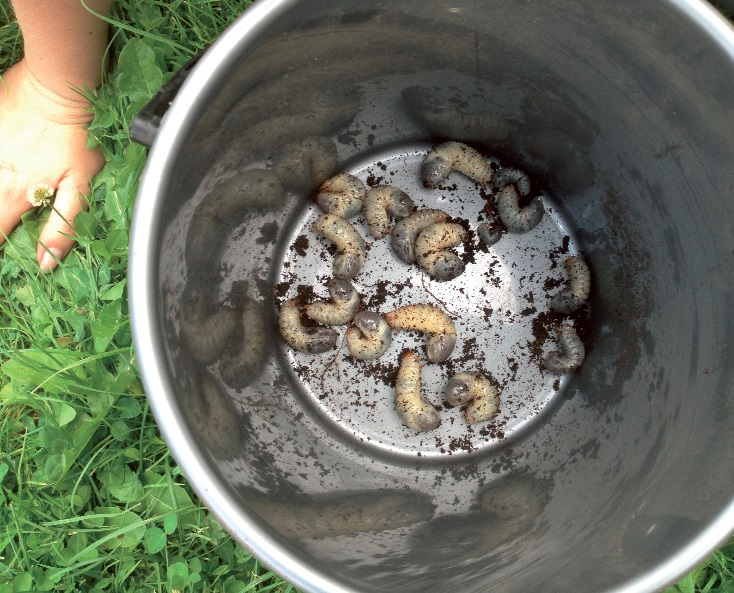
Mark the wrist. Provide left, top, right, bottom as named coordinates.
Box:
left=12, top=60, right=95, bottom=126
left=11, top=0, right=112, bottom=102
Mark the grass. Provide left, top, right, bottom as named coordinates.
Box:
left=0, top=1, right=298, bottom=591
left=0, top=1, right=733, bottom=592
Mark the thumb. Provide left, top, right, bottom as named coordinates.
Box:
left=36, top=175, right=90, bottom=273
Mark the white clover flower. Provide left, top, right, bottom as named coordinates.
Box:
left=28, top=183, right=55, bottom=208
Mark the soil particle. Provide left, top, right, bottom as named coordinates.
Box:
left=274, top=279, right=293, bottom=303
left=366, top=174, right=386, bottom=187
left=346, top=356, right=401, bottom=388
left=293, top=234, right=310, bottom=257
left=365, top=279, right=391, bottom=310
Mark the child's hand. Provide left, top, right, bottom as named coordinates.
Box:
left=0, top=58, right=105, bottom=272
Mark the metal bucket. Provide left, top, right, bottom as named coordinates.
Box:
left=129, top=1, right=734, bottom=592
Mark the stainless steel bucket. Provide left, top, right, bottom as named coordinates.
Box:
left=129, top=1, right=734, bottom=592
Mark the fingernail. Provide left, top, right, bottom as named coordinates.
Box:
left=39, top=247, right=64, bottom=273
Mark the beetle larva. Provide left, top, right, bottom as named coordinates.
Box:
left=415, top=222, right=468, bottom=280
left=394, top=351, right=441, bottom=432
left=421, top=141, right=493, bottom=188
left=550, top=255, right=591, bottom=313
left=390, top=208, right=449, bottom=264
left=345, top=311, right=393, bottom=360
left=493, top=167, right=531, bottom=197
left=543, top=324, right=586, bottom=373
left=271, top=135, right=338, bottom=192
left=278, top=298, right=338, bottom=354
left=477, top=221, right=503, bottom=248
left=305, top=278, right=361, bottom=326
left=444, top=372, right=500, bottom=424
left=495, top=185, right=544, bottom=233
left=384, top=304, right=457, bottom=363
left=444, top=372, right=476, bottom=406
left=315, top=173, right=366, bottom=219
left=363, top=185, right=416, bottom=239
left=312, top=213, right=367, bottom=279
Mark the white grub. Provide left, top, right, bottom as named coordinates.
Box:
left=415, top=222, right=468, bottom=281
left=421, top=141, right=493, bottom=188
left=271, top=135, right=338, bottom=192
left=315, top=173, right=365, bottom=219
left=550, top=255, right=591, bottom=313
left=384, top=304, right=457, bottom=363
left=444, top=372, right=500, bottom=424
left=390, top=208, right=449, bottom=264
left=219, top=298, right=271, bottom=389
left=346, top=311, right=393, bottom=360
left=543, top=324, right=586, bottom=374
left=312, top=213, right=367, bottom=279
left=444, top=372, right=476, bottom=406
left=394, top=351, right=441, bottom=432
left=278, top=298, right=338, bottom=354
left=180, top=302, right=239, bottom=365
left=493, top=167, right=531, bottom=196
left=495, top=185, right=544, bottom=233
left=363, top=185, right=416, bottom=239
left=477, top=222, right=503, bottom=247
left=304, top=278, right=361, bottom=326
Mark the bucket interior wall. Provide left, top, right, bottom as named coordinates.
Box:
left=147, top=1, right=734, bottom=592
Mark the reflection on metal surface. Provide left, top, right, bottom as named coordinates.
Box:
left=272, top=135, right=339, bottom=193
left=219, top=298, right=272, bottom=390
left=188, top=372, right=244, bottom=458
left=402, top=86, right=517, bottom=147
left=249, top=489, right=435, bottom=539
left=404, top=472, right=550, bottom=567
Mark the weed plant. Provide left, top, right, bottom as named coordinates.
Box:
left=0, top=1, right=733, bottom=592
left=0, top=1, right=297, bottom=591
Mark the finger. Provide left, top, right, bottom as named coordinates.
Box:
left=0, top=167, right=33, bottom=246
left=36, top=175, right=90, bottom=273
